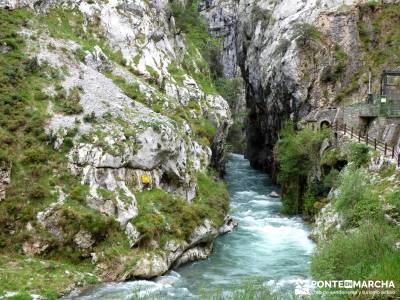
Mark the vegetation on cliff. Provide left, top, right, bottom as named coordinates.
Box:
left=0, top=3, right=231, bottom=298
left=169, top=0, right=222, bottom=93
left=275, top=120, right=400, bottom=294
left=0, top=8, right=109, bottom=298
left=274, top=123, right=330, bottom=215
left=170, top=0, right=246, bottom=153
left=134, top=172, right=229, bottom=247
left=311, top=149, right=400, bottom=295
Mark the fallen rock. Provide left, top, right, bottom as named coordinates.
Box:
left=131, top=253, right=169, bottom=279
left=0, top=161, right=11, bottom=201
left=188, top=219, right=219, bottom=245
left=174, top=243, right=213, bottom=268
left=310, top=202, right=343, bottom=241
left=23, top=239, right=49, bottom=256
left=218, top=215, right=238, bottom=234
left=269, top=191, right=280, bottom=198
left=84, top=45, right=113, bottom=73
left=73, top=229, right=95, bottom=250
left=125, top=222, right=141, bottom=247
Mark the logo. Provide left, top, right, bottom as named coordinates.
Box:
left=295, top=280, right=311, bottom=295
left=294, top=280, right=396, bottom=296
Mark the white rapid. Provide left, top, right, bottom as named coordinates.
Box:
left=73, top=154, right=314, bottom=299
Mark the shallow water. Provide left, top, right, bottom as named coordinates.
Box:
left=74, top=154, right=314, bottom=299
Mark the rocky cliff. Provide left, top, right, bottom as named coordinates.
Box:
left=0, top=0, right=236, bottom=296
left=203, top=0, right=400, bottom=172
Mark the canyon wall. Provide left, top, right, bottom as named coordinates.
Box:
left=204, top=0, right=400, bottom=172
left=0, top=0, right=235, bottom=293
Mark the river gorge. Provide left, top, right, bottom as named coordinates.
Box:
left=73, top=154, right=314, bottom=299
left=1, top=0, right=400, bottom=298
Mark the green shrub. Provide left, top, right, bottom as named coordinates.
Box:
left=321, top=65, right=342, bottom=83
left=23, top=146, right=48, bottom=164
left=226, top=120, right=246, bottom=154
left=214, top=77, right=243, bottom=108
left=194, top=171, right=229, bottom=226
left=168, top=63, right=186, bottom=85
left=334, top=167, right=382, bottom=228
left=134, top=188, right=201, bottom=244
left=360, top=0, right=380, bottom=15
left=303, top=188, right=318, bottom=216
left=83, top=112, right=96, bottom=123
left=322, top=168, right=340, bottom=188
left=293, top=23, right=322, bottom=45
left=320, top=148, right=343, bottom=167
left=24, top=57, right=40, bottom=74
left=311, top=221, right=400, bottom=294
left=106, top=73, right=146, bottom=103
left=169, top=0, right=221, bottom=93
left=134, top=172, right=228, bottom=246
left=7, top=291, right=32, bottom=300
left=169, top=1, right=196, bottom=34
left=275, top=122, right=328, bottom=214
left=192, top=118, right=217, bottom=145
left=385, top=190, right=400, bottom=214
left=54, top=86, right=83, bottom=115
left=347, top=142, right=370, bottom=168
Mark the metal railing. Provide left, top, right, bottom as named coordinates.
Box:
left=332, top=121, right=400, bottom=168
left=351, top=95, right=400, bottom=117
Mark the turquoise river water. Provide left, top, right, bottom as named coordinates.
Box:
left=73, top=154, right=314, bottom=299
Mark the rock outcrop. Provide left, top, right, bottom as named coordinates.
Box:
left=0, top=161, right=11, bottom=201
left=0, top=0, right=234, bottom=289
left=126, top=216, right=238, bottom=279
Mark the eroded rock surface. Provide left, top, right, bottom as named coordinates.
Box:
left=0, top=0, right=235, bottom=286
left=202, top=0, right=400, bottom=172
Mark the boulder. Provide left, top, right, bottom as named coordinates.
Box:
left=23, top=239, right=49, bottom=256
left=131, top=253, right=169, bottom=279
left=125, top=222, right=141, bottom=247
left=0, top=161, right=11, bottom=201
left=269, top=191, right=280, bottom=198
left=73, top=229, right=95, bottom=250
left=174, top=243, right=213, bottom=268
left=84, top=45, right=113, bottom=73
left=218, top=215, right=238, bottom=234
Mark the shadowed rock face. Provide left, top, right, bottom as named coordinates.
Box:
left=203, top=0, right=400, bottom=173
left=211, top=121, right=231, bottom=176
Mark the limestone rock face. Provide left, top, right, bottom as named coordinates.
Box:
left=125, top=222, right=141, bottom=247
left=310, top=202, right=343, bottom=242
left=125, top=217, right=237, bottom=279
left=218, top=215, right=239, bottom=234
left=211, top=121, right=231, bottom=176
left=3, top=0, right=232, bottom=252
left=174, top=244, right=213, bottom=268
left=202, top=0, right=399, bottom=172
left=130, top=253, right=169, bottom=279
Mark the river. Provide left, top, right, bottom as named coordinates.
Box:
left=74, top=154, right=314, bottom=299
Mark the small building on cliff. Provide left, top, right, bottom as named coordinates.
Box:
left=304, top=70, right=400, bottom=149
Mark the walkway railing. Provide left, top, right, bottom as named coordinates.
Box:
left=349, top=95, right=400, bottom=117
left=332, top=121, right=400, bottom=168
